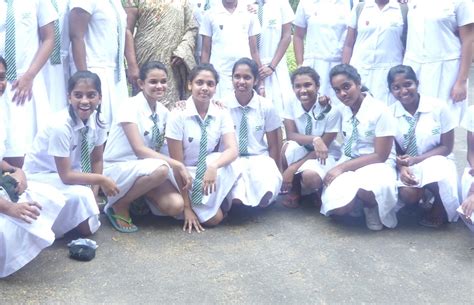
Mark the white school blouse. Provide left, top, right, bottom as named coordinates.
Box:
left=293, top=0, right=352, bottom=61
left=405, top=0, right=474, bottom=63
left=104, top=92, right=170, bottom=163
left=348, top=0, right=404, bottom=70
left=23, top=110, right=107, bottom=174
left=390, top=96, right=456, bottom=155
left=199, top=1, right=261, bottom=73
left=0, top=0, right=57, bottom=75
left=224, top=91, right=281, bottom=156
left=165, top=97, right=235, bottom=167
left=69, top=0, right=126, bottom=69
left=283, top=97, right=341, bottom=158
left=340, top=94, right=396, bottom=161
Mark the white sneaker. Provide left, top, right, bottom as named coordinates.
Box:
left=363, top=206, right=383, bottom=231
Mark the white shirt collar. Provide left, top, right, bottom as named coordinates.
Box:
left=183, top=96, right=219, bottom=120
left=227, top=90, right=260, bottom=110
left=393, top=95, right=432, bottom=118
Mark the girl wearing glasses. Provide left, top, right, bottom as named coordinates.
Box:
left=280, top=66, right=341, bottom=208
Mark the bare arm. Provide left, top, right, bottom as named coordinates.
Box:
left=293, top=26, right=306, bottom=66
left=266, top=128, right=281, bottom=170
left=124, top=7, right=139, bottom=88
left=200, top=36, right=212, bottom=64
left=451, top=23, right=474, bottom=102
left=69, top=8, right=91, bottom=71
left=468, top=131, right=474, bottom=168
left=249, top=35, right=262, bottom=67
left=342, top=27, right=357, bottom=64
left=259, top=23, right=292, bottom=79
left=400, top=130, right=454, bottom=167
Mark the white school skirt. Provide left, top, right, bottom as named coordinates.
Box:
left=229, top=155, right=282, bottom=207
left=321, top=159, right=398, bottom=228
left=43, top=60, right=68, bottom=113
left=26, top=173, right=100, bottom=237
left=461, top=167, right=474, bottom=202
left=2, top=73, right=51, bottom=157
left=103, top=158, right=177, bottom=214
left=403, top=58, right=467, bottom=125
left=188, top=152, right=241, bottom=222
left=303, top=57, right=341, bottom=106
left=262, top=59, right=294, bottom=116
left=285, top=140, right=337, bottom=194
left=0, top=182, right=65, bottom=278
left=396, top=155, right=460, bottom=222
left=355, top=66, right=397, bottom=106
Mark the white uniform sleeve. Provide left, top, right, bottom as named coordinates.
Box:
left=324, top=106, right=342, bottom=133
left=348, top=3, right=358, bottom=29
left=439, top=103, right=456, bottom=134
left=264, top=103, right=282, bottom=132
left=165, top=110, right=185, bottom=141
left=199, top=10, right=213, bottom=37
left=375, top=108, right=396, bottom=137
left=47, top=125, right=74, bottom=158
left=221, top=109, right=235, bottom=134
left=280, top=0, right=295, bottom=24
left=293, top=0, right=307, bottom=28
left=248, top=11, right=261, bottom=36
left=282, top=99, right=296, bottom=120
left=456, top=0, right=474, bottom=27
left=95, top=127, right=108, bottom=146
left=69, top=0, right=96, bottom=14
left=37, top=0, right=58, bottom=27
left=461, top=105, right=474, bottom=132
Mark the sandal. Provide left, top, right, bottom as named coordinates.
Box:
left=106, top=208, right=139, bottom=233
left=281, top=192, right=301, bottom=209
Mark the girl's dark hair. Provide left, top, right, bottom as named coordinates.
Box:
left=139, top=61, right=168, bottom=81
left=291, top=66, right=320, bottom=86
left=232, top=57, right=259, bottom=80
left=387, top=64, right=419, bottom=89
left=329, top=64, right=362, bottom=86
left=67, top=70, right=105, bottom=128
left=0, top=56, right=6, bottom=70
left=188, top=63, right=219, bottom=84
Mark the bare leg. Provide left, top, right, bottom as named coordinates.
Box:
left=258, top=191, right=273, bottom=208
left=76, top=219, right=93, bottom=236
left=4, top=156, right=24, bottom=168
left=331, top=199, right=357, bottom=215
left=357, top=189, right=377, bottom=208
left=146, top=180, right=184, bottom=217
left=203, top=208, right=224, bottom=227
left=399, top=187, right=423, bottom=206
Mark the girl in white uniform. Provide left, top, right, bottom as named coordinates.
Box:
left=388, top=65, right=459, bottom=228
left=0, top=0, right=57, bottom=167
left=103, top=61, right=190, bottom=233
left=293, top=0, right=355, bottom=104
left=459, top=106, right=474, bottom=228
left=69, top=0, right=129, bottom=129
left=257, top=0, right=294, bottom=115
left=342, top=0, right=405, bottom=106
left=200, top=0, right=261, bottom=100
left=224, top=58, right=282, bottom=207
left=23, top=71, right=120, bottom=237
left=0, top=56, right=65, bottom=278
left=43, top=0, right=70, bottom=113
left=321, top=64, right=398, bottom=231
left=166, top=63, right=240, bottom=233
left=281, top=66, right=341, bottom=208
left=403, top=0, right=474, bottom=124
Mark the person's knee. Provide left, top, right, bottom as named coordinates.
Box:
left=151, top=165, right=170, bottom=181
left=203, top=209, right=224, bottom=226
left=301, top=171, right=322, bottom=190
left=158, top=195, right=184, bottom=216
left=398, top=187, right=421, bottom=205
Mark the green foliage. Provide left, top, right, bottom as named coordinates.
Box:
left=286, top=42, right=297, bottom=74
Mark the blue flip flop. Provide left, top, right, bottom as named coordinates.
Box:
left=105, top=208, right=138, bottom=233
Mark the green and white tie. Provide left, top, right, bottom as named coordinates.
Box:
left=191, top=116, right=211, bottom=206
left=256, top=0, right=264, bottom=50
left=239, top=107, right=249, bottom=156
left=204, top=0, right=210, bottom=10
left=344, top=117, right=359, bottom=158
left=304, top=112, right=312, bottom=135
left=110, top=0, right=123, bottom=82
left=5, top=0, right=16, bottom=81
left=150, top=113, right=163, bottom=152
left=80, top=127, right=91, bottom=173
left=404, top=112, right=420, bottom=157
left=49, top=0, right=61, bottom=65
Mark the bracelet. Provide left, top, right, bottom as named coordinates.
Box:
left=267, top=64, right=275, bottom=72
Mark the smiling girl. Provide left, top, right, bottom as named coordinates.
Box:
left=166, top=63, right=240, bottom=233
left=321, top=64, right=398, bottom=231
left=103, top=61, right=189, bottom=233
left=23, top=71, right=119, bottom=237
left=388, top=65, right=459, bottom=228
left=224, top=58, right=282, bottom=208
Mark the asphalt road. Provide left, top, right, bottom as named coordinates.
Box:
left=1, top=68, right=473, bottom=304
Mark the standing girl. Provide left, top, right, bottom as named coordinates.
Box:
left=321, top=64, right=398, bottom=231
left=0, top=0, right=57, bottom=167
left=103, top=61, right=190, bottom=233
left=69, top=0, right=129, bottom=128
left=23, top=71, right=119, bottom=237
left=0, top=56, right=65, bottom=278
left=388, top=65, right=459, bottom=228
left=293, top=0, right=354, bottom=104
left=200, top=0, right=262, bottom=100
left=166, top=63, right=240, bottom=233
left=281, top=66, right=341, bottom=208
left=224, top=58, right=282, bottom=208
left=403, top=0, right=474, bottom=123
